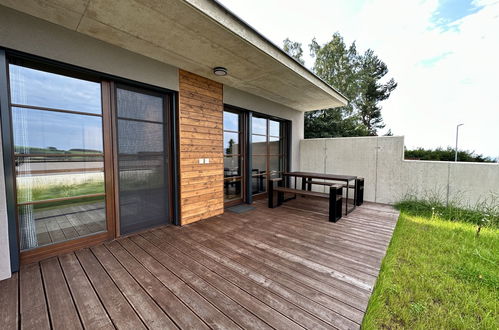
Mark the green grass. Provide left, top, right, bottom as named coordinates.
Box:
left=17, top=181, right=105, bottom=212
left=363, top=206, right=499, bottom=329
left=17, top=181, right=104, bottom=203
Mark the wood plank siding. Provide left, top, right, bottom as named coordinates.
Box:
left=0, top=198, right=399, bottom=329
left=178, top=70, right=225, bottom=225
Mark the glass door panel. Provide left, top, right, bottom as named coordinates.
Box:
left=9, top=63, right=107, bottom=251
left=224, top=110, right=243, bottom=203
left=251, top=117, right=286, bottom=196
left=116, top=86, right=169, bottom=235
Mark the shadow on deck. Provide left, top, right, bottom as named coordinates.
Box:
left=0, top=197, right=399, bottom=330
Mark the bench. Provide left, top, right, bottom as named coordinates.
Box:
left=354, top=177, right=364, bottom=206
left=268, top=179, right=343, bottom=222
left=303, top=178, right=364, bottom=206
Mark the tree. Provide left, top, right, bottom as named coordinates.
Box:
left=306, top=34, right=365, bottom=138
left=357, top=49, right=397, bottom=134
left=226, top=138, right=235, bottom=154
left=283, top=38, right=305, bottom=65
left=283, top=33, right=397, bottom=137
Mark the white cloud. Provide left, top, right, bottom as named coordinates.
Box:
left=218, top=0, right=499, bottom=158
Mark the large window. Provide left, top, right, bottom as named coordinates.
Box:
left=251, top=116, right=287, bottom=195
left=223, top=111, right=243, bottom=202
left=9, top=62, right=108, bottom=251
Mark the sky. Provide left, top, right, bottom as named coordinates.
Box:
left=218, top=0, right=499, bottom=159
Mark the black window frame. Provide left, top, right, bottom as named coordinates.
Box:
left=224, top=104, right=292, bottom=205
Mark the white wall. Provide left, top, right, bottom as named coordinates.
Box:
left=300, top=136, right=499, bottom=206
left=0, top=6, right=179, bottom=91
left=0, top=129, right=10, bottom=280
left=224, top=86, right=304, bottom=172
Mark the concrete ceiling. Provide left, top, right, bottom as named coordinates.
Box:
left=0, top=0, right=348, bottom=111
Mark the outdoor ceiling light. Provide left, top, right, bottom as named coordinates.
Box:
left=213, top=67, right=228, bottom=76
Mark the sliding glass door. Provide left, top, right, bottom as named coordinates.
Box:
left=223, top=110, right=243, bottom=204
left=251, top=116, right=287, bottom=196
left=115, top=86, right=171, bottom=235
left=222, top=108, right=289, bottom=203
left=6, top=55, right=175, bottom=262
left=8, top=61, right=111, bottom=251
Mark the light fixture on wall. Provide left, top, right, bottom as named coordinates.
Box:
left=213, top=67, right=228, bottom=76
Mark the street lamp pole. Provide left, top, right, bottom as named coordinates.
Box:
left=455, top=123, right=464, bottom=162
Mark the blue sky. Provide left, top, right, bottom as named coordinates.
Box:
left=9, top=64, right=103, bottom=152
left=219, top=0, right=499, bottom=159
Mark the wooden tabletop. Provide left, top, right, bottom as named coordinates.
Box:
left=284, top=171, right=357, bottom=181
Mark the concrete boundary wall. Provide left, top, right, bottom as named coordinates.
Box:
left=300, top=136, right=499, bottom=206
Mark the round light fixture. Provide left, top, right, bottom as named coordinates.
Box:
left=213, top=67, right=228, bottom=76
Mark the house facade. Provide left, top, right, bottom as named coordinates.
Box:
left=0, top=0, right=347, bottom=280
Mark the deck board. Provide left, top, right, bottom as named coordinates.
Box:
left=91, top=244, right=177, bottom=329
left=58, top=253, right=114, bottom=330
left=129, top=234, right=272, bottom=330
left=141, top=231, right=300, bottom=329
left=75, top=248, right=147, bottom=329
left=40, top=257, right=82, bottom=330
left=104, top=241, right=209, bottom=329
left=19, top=263, right=51, bottom=330
left=0, top=272, right=18, bottom=329
left=0, top=197, right=399, bottom=330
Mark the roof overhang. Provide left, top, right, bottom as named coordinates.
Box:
left=0, top=0, right=348, bottom=111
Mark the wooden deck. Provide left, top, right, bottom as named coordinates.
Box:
left=0, top=197, right=399, bottom=330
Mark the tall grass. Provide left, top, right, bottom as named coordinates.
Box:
left=396, top=191, right=499, bottom=228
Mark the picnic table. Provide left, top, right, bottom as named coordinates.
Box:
left=283, top=171, right=359, bottom=215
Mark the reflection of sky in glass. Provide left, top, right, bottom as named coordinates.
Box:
left=270, top=120, right=280, bottom=137
left=9, top=64, right=102, bottom=114
left=12, top=108, right=103, bottom=152
left=252, top=117, right=267, bottom=135
left=223, top=112, right=239, bottom=131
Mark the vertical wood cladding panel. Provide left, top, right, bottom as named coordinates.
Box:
left=178, top=70, right=224, bottom=225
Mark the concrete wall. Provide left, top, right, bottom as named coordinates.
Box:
left=224, top=86, right=304, bottom=172
left=300, top=136, right=499, bottom=206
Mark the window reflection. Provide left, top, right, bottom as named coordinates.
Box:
left=252, top=117, right=267, bottom=135
left=224, top=156, right=241, bottom=177
left=251, top=118, right=286, bottom=195
left=223, top=111, right=239, bottom=131
left=12, top=107, right=103, bottom=154
left=224, top=132, right=239, bottom=155
left=224, top=110, right=242, bottom=202
left=9, top=64, right=102, bottom=114
left=9, top=63, right=107, bottom=251
left=270, top=120, right=280, bottom=137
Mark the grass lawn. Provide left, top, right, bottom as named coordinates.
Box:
left=17, top=182, right=105, bottom=212
left=363, top=208, right=499, bottom=329
left=17, top=181, right=104, bottom=203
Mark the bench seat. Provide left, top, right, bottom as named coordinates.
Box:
left=273, top=187, right=342, bottom=201
left=269, top=179, right=343, bottom=222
